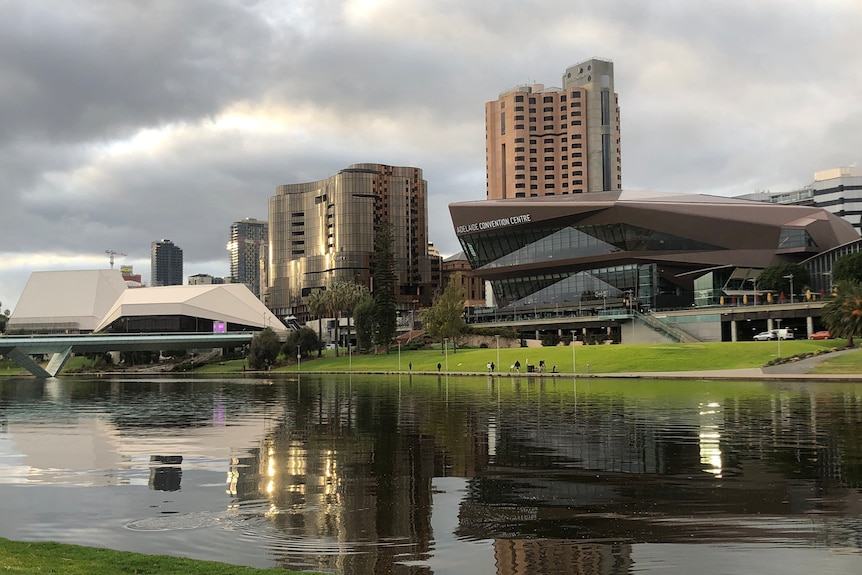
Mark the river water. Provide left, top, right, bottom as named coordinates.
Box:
left=1, top=374, right=861, bottom=574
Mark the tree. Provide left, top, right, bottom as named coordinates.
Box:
left=306, top=288, right=328, bottom=357
left=420, top=273, right=467, bottom=352
left=284, top=327, right=320, bottom=359
left=371, top=223, right=398, bottom=351
left=247, top=327, right=280, bottom=370
left=756, top=263, right=809, bottom=300
left=353, top=294, right=376, bottom=352
left=832, top=251, right=862, bottom=284
left=821, top=280, right=862, bottom=346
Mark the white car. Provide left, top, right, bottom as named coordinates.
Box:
left=753, top=331, right=776, bottom=341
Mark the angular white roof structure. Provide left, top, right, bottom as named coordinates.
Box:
left=94, top=283, right=286, bottom=334
left=8, top=270, right=286, bottom=335
left=9, top=270, right=129, bottom=333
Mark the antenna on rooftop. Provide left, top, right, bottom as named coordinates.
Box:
left=105, top=249, right=126, bottom=269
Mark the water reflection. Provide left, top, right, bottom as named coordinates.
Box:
left=0, top=375, right=861, bottom=574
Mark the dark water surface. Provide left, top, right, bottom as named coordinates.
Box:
left=1, top=374, right=861, bottom=574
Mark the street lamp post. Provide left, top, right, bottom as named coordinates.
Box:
left=775, top=318, right=782, bottom=358
left=398, top=341, right=401, bottom=371
left=494, top=334, right=500, bottom=374
left=444, top=337, right=449, bottom=372
left=783, top=274, right=794, bottom=304
left=571, top=330, right=577, bottom=375
left=296, top=345, right=301, bottom=372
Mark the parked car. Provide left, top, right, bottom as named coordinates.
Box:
left=809, top=330, right=831, bottom=340
left=753, top=331, right=776, bottom=341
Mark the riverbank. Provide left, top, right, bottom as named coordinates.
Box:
left=0, top=537, right=314, bottom=575
left=4, top=340, right=861, bottom=380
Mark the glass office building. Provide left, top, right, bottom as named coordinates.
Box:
left=268, top=164, right=442, bottom=320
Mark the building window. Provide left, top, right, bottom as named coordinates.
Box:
left=544, top=125, right=553, bottom=130
left=571, top=101, right=581, bottom=107
left=530, top=166, right=537, bottom=171
left=515, top=115, right=524, bottom=121
left=543, top=96, right=553, bottom=103
left=544, top=156, right=554, bottom=162
left=544, top=147, right=554, bottom=152
left=570, top=91, right=581, bottom=98
left=515, top=105, right=524, bottom=111
left=515, top=124, right=524, bottom=130
left=515, top=174, right=525, bottom=179
left=516, top=192, right=526, bottom=197
left=515, top=183, right=526, bottom=188
left=515, top=146, right=525, bottom=152
left=544, top=174, right=555, bottom=179
left=529, top=98, right=536, bottom=104
left=515, top=164, right=525, bottom=170
left=515, top=155, right=525, bottom=161
left=530, top=184, right=538, bottom=189
left=544, top=116, right=553, bottom=121
left=545, top=183, right=554, bottom=188
left=515, top=95, right=524, bottom=102
left=515, top=137, right=525, bottom=143
left=544, top=106, right=553, bottom=112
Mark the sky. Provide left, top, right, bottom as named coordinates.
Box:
left=2, top=0, right=861, bottom=314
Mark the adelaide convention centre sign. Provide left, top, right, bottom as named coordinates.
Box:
left=456, top=213, right=532, bottom=235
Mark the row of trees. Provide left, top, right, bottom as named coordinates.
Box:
left=820, top=251, right=862, bottom=345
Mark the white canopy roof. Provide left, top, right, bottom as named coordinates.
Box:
left=94, top=283, right=286, bottom=334
left=9, top=269, right=129, bottom=332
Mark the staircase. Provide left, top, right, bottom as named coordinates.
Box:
left=633, top=310, right=702, bottom=343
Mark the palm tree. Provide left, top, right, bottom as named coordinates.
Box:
left=821, top=280, right=862, bottom=346
left=306, top=288, right=328, bottom=357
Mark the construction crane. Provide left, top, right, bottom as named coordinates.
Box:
left=105, top=250, right=126, bottom=269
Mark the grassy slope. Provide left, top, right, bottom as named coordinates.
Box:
left=276, top=339, right=852, bottom=374
left=0, top=538, right=311, bottom=575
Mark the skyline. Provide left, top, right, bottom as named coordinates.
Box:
left=3, top=0, right=862, bottom=313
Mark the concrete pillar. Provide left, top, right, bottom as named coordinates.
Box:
left=730, top=320, right=738, bottom=342
left=767, top=318, right=774, bottom=331
left=806, top=316, right=814, bottom=338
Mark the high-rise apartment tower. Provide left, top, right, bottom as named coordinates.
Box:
left=227, top=218, right=268, bottom=300
left=268, top=164, right=442, bottom=320
left=150, top=239, right=183, bottom=286
left=485, top=58, right=621, bottom=199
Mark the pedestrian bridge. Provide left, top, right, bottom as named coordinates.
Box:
left=0, top=332, right=255, bottom=378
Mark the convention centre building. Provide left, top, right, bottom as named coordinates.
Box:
left=449, top=190, right=860, bottom=318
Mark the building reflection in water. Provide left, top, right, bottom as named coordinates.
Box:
left=148, top=455, right=182, bottom=491
left=213, top=376, right=862, bottom=575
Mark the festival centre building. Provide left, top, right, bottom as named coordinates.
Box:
left=449, top=190, right=859, bottom=317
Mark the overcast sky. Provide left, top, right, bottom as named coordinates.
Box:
left=2, top=0, right=861, bottom=313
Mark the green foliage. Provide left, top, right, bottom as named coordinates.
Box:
left=353, top=295, right=376, bottom=352
left=822, top=280, right=862, bottom=346
left=371, top=223, right=397, bottom=350
left=284, top=327, right=320, bottom=359
left=247, top=327, right=280, bottom=369
left=832, top=251, right=862, bottom=284
left=467, top=325, right=519, bottom=339
left=756, top=263, right=809, bottom=298
left=306, top=288, right=328, bottom=357
left=420, top=273, right=467, bottom=351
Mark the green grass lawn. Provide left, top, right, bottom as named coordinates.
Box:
left=0, top=537, right=312, bottom=575
left=269, top=339, right=850, bottom=374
